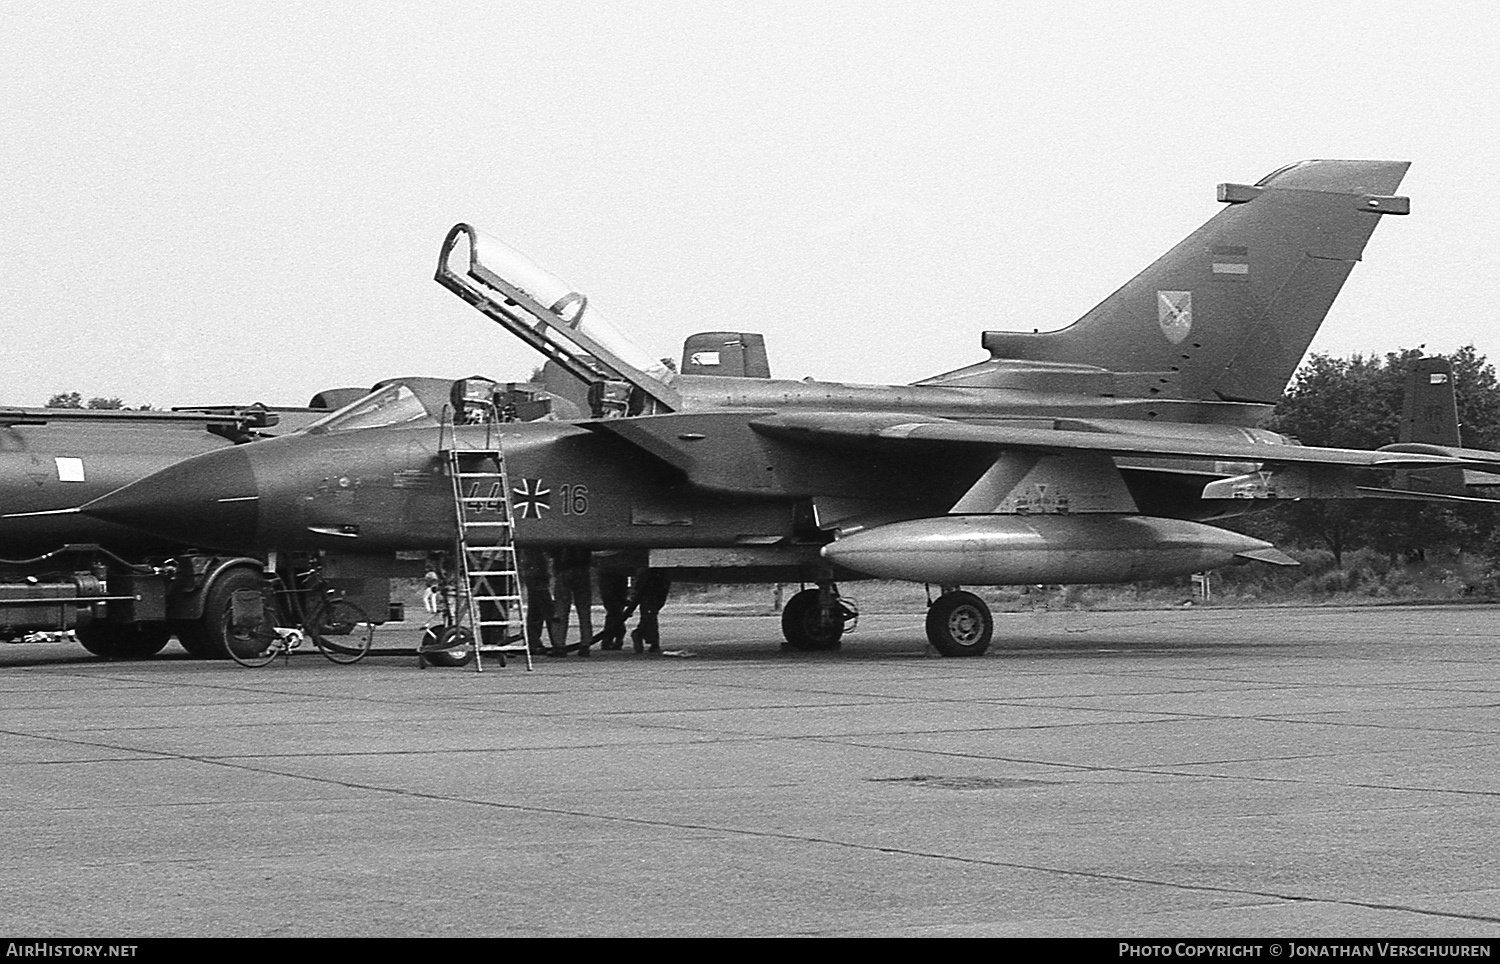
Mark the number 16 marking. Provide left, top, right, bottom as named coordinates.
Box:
left=559, top=484, right=589, bottom=516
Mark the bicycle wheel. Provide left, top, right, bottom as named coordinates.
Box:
left=223, top=592, right=282, bottom=668
left=310, top=599, right=374, bottom=664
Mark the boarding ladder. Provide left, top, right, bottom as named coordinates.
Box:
left=433, top=419, right=532, bottom=672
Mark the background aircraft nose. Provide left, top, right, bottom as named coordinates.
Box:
left=80, top=446, right=259, bottom=552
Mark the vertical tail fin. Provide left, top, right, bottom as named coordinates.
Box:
left=1395, top=356, right=1467, bottom=494
left=680, top=332, right=772, bottom=378
left=972, top=160, right=1410, bottom=404
left=1400, top=356, right=1462, bottom=447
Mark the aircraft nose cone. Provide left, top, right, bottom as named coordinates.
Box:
left=80, top=446, right=259, bottom=552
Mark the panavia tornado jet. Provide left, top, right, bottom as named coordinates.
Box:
left=76, top=159, right=1498, bottom=657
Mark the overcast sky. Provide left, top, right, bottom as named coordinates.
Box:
left=3, top=1, right=1498, bottom=407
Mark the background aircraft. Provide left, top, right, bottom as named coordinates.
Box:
left=0, top=388, right=384, bottom=658
left=77, top=159, right=1500, bottom=657
left=1384, top=355, right=1500, bottom=494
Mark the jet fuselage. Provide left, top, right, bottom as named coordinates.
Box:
left=0, top=419, right=235, bottom=557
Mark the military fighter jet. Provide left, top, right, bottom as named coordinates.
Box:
left=0, top=391, right=374, bottom=657
left=76, top=159, right=1500, bottom=657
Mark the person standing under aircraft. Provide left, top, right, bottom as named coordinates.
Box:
left=630, top=571, right=671, bottom=654
left=548, top=546, right=594, bottom=657
left=596, top=569, right=630, bottom=650
left=516, top=546, right=554, bottom=654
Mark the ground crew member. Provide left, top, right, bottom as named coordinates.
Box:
left=548, top=547, right=594, bottom=657
left=630, top=571, right=671, bottom=654
left=516, top=546, right=554, bottom=654
left=596, top=569, right=630, bottom=650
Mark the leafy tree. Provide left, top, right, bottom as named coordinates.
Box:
left=1448, top=344, right=1500, bottom=450
left=1263, top=353, right=1404, bottom=565
left=43, top=393, right=128, bottom=410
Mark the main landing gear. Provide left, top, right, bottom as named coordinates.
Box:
left=779, top=582, right=994, bottom=657
left=925, top=586, right=992, bottom=658
left=781, top=583, right=858, bottom=651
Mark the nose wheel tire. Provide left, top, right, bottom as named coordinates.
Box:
left=419, top=625, right=475, bottom=667
left=925, top=591, right=992, bottom=657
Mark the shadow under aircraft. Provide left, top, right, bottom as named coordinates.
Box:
left=74, top=159, right=1500, bottom=657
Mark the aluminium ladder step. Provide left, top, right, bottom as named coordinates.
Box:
left=440, top=441, right=532, bottom=672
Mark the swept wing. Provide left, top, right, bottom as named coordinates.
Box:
left=745, top=411, right=1480, bottom=472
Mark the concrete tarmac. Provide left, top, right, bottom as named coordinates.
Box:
left=1, top=604, right=1497, bottom=937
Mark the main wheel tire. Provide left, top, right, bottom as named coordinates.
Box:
left=310, top=600, right=374, bottom=665
left=781, top=588, right=844, bottom=651
left=193, top=566, right=265, bottom=660
left=420, top=626, right=474, bottom=667
left=75, top=622, right=171, bottom=660
left=925, top=591, right=993, bottom=657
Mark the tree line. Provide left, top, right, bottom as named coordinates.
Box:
left=44, top=393, right=150, bottom=411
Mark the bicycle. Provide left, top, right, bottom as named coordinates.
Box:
left=223, top=569, right=374, bottom=667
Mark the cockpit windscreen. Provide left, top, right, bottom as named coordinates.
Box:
left=303, top=383, right=432, bottom=434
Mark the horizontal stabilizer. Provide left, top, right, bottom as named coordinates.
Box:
left=1379, top=441, right=1500, bottom=467
left=1356, top=486, right=1500, bottom=506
